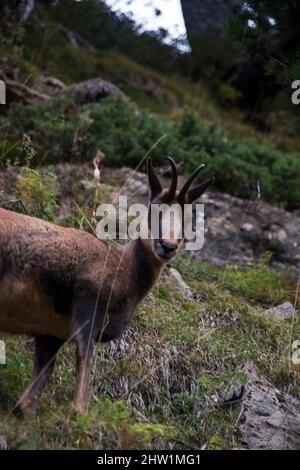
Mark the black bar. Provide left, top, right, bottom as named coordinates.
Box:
left=0, top=450, right=296, bottom=467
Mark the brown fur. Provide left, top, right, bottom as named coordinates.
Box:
left=0, top=208, right=163, bottom=338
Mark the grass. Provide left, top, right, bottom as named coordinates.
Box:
left=171, top=254, right=300, bottom=309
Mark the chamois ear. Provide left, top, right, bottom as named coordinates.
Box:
left=187, top=177, right=214, bottom=204
left=147, top=158, right=162, bottom=200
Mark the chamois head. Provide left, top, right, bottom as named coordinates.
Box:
left=146, top=157, right=213, bottom=262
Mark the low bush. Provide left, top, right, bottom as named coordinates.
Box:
left=16, top=167, right=59, bottom=222
left=3, top=96, right=300, bottom=210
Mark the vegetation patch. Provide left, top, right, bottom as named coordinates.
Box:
left=2, top=97, right=300, bottom=210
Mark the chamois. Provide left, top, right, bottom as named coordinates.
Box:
left=0, top=158, right=213, bottom=414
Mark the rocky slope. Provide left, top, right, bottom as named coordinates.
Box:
left=1, top=163, right=299, bottom=273
left=106, top=166, right=300, bottom=272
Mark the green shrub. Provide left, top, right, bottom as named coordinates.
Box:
left=17, top=167, right=58, bottom=221
left=86, top=98, right=171, bottom=165
left=4, top=96, right=300, bottom=210
left=6, top=97, right=89, bottom=164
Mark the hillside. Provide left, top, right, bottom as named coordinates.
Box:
left=0, top=1, right=300, bottom=451
left=1, top=10, right=300, bottom=210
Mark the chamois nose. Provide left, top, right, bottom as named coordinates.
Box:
left=160, top=240, right=177, bottom=254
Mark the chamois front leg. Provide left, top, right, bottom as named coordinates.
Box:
left=14, top=335, right=63, bottom=415
left=75, top=339, right=94, bottom=413
left=72, top=293, right=100, bottom=413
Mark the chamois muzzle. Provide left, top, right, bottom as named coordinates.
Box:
left=156, top=240, right=178, bottom=259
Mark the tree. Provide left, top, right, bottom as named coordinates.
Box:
left=227, top=0, right=300, bottom=85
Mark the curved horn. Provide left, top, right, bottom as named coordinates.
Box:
left=147, top=158, right=162, bottom=199
left=178, top=163, right=205, bottom=203
left=166, top=156, right=178, bottom=200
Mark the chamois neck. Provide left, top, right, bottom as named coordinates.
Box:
left=125, top=238, right=164, bottom=299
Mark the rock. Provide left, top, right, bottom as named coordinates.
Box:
left=168, top=268, right=194, bottom=299
left=223, top=382, right=244, bottom=403
left=181, top=0, right=235, bottom=40
left=0, top=58, right=50, bottom=104
left=241, top=222, right=254, bottom=233
left=265, top=302, right=295, bottom=321
left=191, top=191, right=300, bottom=272
left=294, top=209, right=300, bottom=218
left=80, top=179, right=95, bottom=192
left=109, top=169, right=300, bottom=272
left=0, top=436, right=7, bottom=450
left=125, top=177, right=148, bottom=197
left=238, top=362, right=300, bottom=449
left=73, top=78, right=124, bottom=105
left=126, top=77, right=166, bottom=104
left=277, top=229, right=287, bottom=242
left=110, top=168, right=149, bottom=203
left=39, top=75, right=66, bottom=91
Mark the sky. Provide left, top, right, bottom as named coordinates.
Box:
left=103, top=0, right=190, bottom=50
